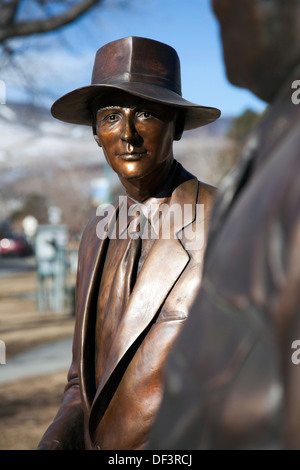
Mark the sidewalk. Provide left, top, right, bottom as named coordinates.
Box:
left=0, top=270, right=75, bottom=378
left=0, top=268, right=75, bottom=450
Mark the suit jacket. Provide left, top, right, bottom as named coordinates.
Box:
left=37, top=162, right=215, bottom=450
left=148, top=65, right=300, bottom=450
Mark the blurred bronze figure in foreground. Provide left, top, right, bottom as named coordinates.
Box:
left=149, top=0, right=300, bottom=449
left=37, top=37, right=220, bottom=450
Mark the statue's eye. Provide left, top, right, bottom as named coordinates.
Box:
left=137, top=111, right=153, bottom=120
left=107, top=114, right=118, bottom=121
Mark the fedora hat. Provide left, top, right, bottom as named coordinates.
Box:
left=51, top=36, right=221, bottom=130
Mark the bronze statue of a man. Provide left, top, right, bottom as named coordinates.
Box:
left=148, top=0, right=300, bottom=450
left=37, top=36, right=220, bottom=450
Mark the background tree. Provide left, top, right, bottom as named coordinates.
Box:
left=0, top=0, right=130, bottom=99
left=216, top=109, right=262, bottom=176
left=0, top=1, right=105, bottom=45
left=228, top=109, right=261, bottom=149
left=10, top=192, right=49, bottom=225
left=229, top=108, right=261, bottom=162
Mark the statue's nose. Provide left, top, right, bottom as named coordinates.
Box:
left=121, top=115, right=143, bottom=147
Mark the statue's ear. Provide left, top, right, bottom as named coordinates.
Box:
left=174, top=111, right=185, bottom=141
left=93, top=123, right=102, bottom=147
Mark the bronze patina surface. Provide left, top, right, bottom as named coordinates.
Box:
left=37, top=37, right=220, bottom=450
left=148, top=0, right=300, bottom=450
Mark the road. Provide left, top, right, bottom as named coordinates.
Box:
left=0, top=255, right=37, bottom=278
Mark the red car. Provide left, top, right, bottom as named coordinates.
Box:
left=0, top=236, right=32, bottom=257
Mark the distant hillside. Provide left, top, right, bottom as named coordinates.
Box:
left=0, top=100, right=233, bottom=174
left=0, top=101, right=235, bottom=235
left=182, top=115, right=233, bottom=140
left=0, top=102, right=52, bottom=127
left=0, top=101, right=233, bottom=135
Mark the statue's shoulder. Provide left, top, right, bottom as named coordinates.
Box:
left=197, top=180, right=217, bottom=208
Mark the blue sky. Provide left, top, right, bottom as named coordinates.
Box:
left=6, top=0, right=267, bottom=117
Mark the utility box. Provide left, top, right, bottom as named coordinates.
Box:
left=35, top=225, right=68, bottom=313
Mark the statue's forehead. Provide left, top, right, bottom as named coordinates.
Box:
left=95, top=93, right=159, bottom=109
left=92, top=91, right=154, bottom=113
left=94, top=94, right=178, bottom=120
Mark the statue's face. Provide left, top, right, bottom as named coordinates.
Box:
left=212, top=0, right=299, bottom=102
left=95, top=91, right=177, bottom=181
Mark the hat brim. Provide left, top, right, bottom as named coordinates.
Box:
left=51, top=82, right=221, bottom=130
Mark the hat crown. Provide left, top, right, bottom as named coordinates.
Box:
left=91, top=36, right=182, bottom=96
left=51, top=36, right=221, bottom=129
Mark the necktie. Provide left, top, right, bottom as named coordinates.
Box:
left=95, top=200, right=143, bottom=387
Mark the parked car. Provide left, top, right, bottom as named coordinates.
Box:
left=0, top=235, right=33, bottom=257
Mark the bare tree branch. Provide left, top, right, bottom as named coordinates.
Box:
left=0, top=0, right=104, bottom=43
left=0, top=0, right=21, bottom=28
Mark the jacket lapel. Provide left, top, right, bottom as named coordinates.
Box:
left=91, top=178, right=199, bottom=409
left=78, top=201, right=119, bottom=406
